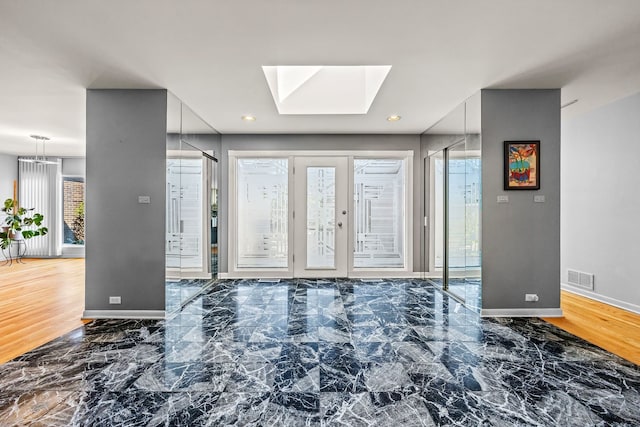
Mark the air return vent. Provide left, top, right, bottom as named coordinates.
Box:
left=567, top=269, right=594, bottom=290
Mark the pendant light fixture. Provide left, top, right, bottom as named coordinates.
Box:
left=19, top=135, right=58, bottom=164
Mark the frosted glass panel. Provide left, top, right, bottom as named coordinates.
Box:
left=166, top=158, right=203, bottom=270
left=448, top=144, right=467, bottom=270
left=237, top=159, right=288, bottom=268
left=306, top=167, right=335, bottom=268
left=431, top=152, right=444, bottom=270
left=465, top=156, right=481, bottom=268
left=354, top=159, right=405, bottom=268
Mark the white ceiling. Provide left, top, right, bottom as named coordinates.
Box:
left=1, top=0, right=639, bottom=156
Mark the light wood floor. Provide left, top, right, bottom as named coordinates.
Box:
left=1, top=260, right=639, bottom=366
left=0, top=258, right=87, bottom=364
left=544, top=290, right=640, bottom=365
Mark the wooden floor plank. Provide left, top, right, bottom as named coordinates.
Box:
left=544, top=290, right=640, bottom=365
left=0, top=258, right=87, bottom=364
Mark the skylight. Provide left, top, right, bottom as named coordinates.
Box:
left=262, top=65, right=391, bottom=115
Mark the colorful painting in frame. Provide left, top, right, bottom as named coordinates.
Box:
left=504, top=141, right=540, bottom=190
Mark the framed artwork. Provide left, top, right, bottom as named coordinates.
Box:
left=504, top=141, right=540, bottom=190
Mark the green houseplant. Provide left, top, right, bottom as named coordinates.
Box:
left=0, top=198, right=48, bottom=251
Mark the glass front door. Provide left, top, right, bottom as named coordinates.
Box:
left=293, top=156, right=349, bottom=277
left=229, top=152, right=411, bottom=278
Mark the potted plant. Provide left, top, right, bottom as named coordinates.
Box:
left=0, top=198, right=48, bottom=255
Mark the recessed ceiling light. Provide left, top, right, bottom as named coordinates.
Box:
left=387, top=115, right=401, bottom=122
left=241, top=115, right=256, bottom=121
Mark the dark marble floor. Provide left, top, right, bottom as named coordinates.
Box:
left=165, top=278, right=212, bottom=314
left=1, top=279, right=639, bottom=426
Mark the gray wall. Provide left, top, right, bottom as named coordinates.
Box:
left=562, top=91, right=640, bottom=310
left=481, top=89, right=561, bottom=310
left=218, top=134, right=422, bottom=273
left=86, top=89, right=167, bottom=312
left=0, top=153, right=17, bottom=201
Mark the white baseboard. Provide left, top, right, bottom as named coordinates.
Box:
left=562, top=283, right=640, bottom=315
left=83, top=310, right=165, bottom=319
left=481, top=308, right=563, bottom=318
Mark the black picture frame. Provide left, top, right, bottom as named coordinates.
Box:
left=504, top=140, right=540, bottom=190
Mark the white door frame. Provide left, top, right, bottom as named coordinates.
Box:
left=225, top=150, right=413, bottom=278
left=293, top=156, right=349, bottom=278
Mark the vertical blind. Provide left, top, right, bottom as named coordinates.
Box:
left=18, top=158, right=62, bottom=257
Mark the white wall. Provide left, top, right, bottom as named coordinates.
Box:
left=0, top=153, right=17, bottom=260
left=0, top=153, right=17, bottom=201
left=562, top=91, right=640, bottom=312
left=62, top=157, right=85, bottom=176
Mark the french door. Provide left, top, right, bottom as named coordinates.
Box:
left=228, top=151, right=412, bottom=278
left=293, top=157, right=349, bottom=277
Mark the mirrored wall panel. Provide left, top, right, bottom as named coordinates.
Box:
left=422, top=92, right=482, bottom=311
left=166, top=93, right=220, bottom=313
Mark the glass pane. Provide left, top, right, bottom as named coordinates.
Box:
left=211, top=159, right=218, bottom=277
left=354, top=159, right=405, bottom=268
left=431, top=153, right=444, bottom=270
left=237, top=158, right=288, bottom=268
left=62, top=177, right=85, bottom=245
left=428, top=151, right=444, bottom=288
left=306, top=167, right=336, bottom=268
left=447, top=141, right=466, bottom=300
left=465, top=91, right=482, bottom=311
left=166, top=158, right=182, bottom=270
left=177, top=156, right=203, bottom=270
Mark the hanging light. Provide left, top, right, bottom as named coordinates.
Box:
left=19, top=135, right=58, bottom=164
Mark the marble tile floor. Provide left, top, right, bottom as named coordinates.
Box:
left=1, top=278, right=639, bottom=426
left=165, top=279, right=213, bottom=314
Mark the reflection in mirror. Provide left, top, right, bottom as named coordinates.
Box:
left=428, top=150, right=444, bottom=286
left=166, top=93, right=220, bottom=313
left=447, top=141, right=467, bottom=301
left=464, top=91, right=482, bottom=312
left=422, top=92, right=481, bottom=312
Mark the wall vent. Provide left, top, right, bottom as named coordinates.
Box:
left=567, top=269, right=594, bottom=290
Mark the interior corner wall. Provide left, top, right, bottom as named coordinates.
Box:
left=561, top=91, right=640, bottom=312
left=217, top=134, right=422, bottom=274
left=481, top=89, right=561, bottom=311
left=85, top=89, right=167, bottom=313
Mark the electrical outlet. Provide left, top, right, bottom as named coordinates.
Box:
left=525, top=294, right=539, bottom=302
left=109, top=296, right=122, bottom=304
